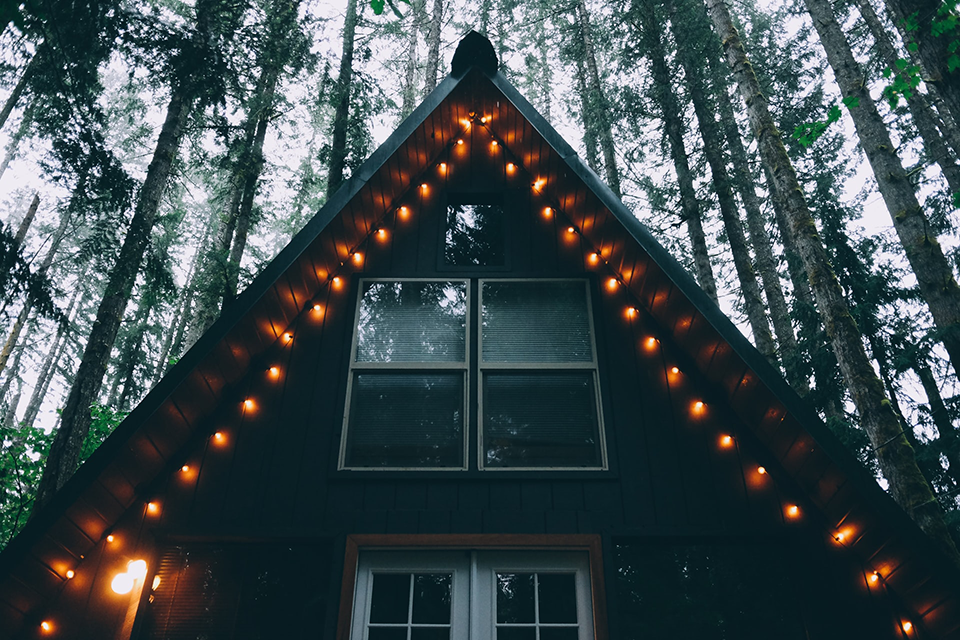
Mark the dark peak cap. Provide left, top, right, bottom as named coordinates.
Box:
left=451, top=30, right=499, bottom=77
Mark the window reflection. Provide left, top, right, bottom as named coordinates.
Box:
left=445, top=203, right=505, bottom=266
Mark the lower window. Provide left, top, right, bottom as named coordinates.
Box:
left=349, top=550, right=595, bottom=639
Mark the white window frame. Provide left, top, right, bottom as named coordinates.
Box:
left=339, top=278, right=471, bottom=471
left=477, top=279, right=607, bottom=471
left=349, top=550, right=595, bottom=640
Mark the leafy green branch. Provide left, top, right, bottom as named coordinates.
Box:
left=792, top=96, right=860, bottom=148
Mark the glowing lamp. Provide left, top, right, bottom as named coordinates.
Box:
left=646, top=337, right=657, bottom=348
left=566, top=226, right=576, bottom=235
left=786, top=504, right=800, bottom=518
left=588, top=252, right=600, bottom=265
left=147, top=502, right=159, bottom=515
left=439, top=162, right=447, bottom=172
left=244, top=399, right=255, bottom=410
left=693, top=400, right=704, bottom=411
left=670, top=366, right=680, bottom=374
left=835, top=532, right=845, bottom=542
left=376, top=228, right=387, bottom=240
left=720, top=435, right=733, bottom=447
left=481, top=116, right=488, bottom=123
left=626, top=307, right=638, bottom=319
left=869, top=572, right=879, bottom=584
left=106, top=534, right=115, bottom=543
left=398, top=206, right=410, bottom=220
left=757, top=466, right=767, bottom=475
left=352, top=252, right=363, bottom=265
left=543, top=207, right=553, bottom=218
left=129, top=560, right=147, bottom=579
left=313, top=302, right=323, bottom=312
left=903, top=621, right=913, bottom=632
left=40, top=621, right=52, bottom=633
left=111, top=572, right=134, bottom=595
left=491, top=140, right=498, bottom=147
left=66, top=570, right=75, bottom=579
left=456, top=138, right=464, bottom=145
left=533, top=178, right=546, bottom=190
left=283, top=332, right=293, bottom=342
left=214, top=431, right=224, bottom=442
left=332, top=276, right=342, bottom=288
left=606, top=278, right=618, bottom=291
left=420, top=183, right=428, bottom=191
left=180, top=465, right=189, bottom=473
left=269, top=366, right=280, bottom=378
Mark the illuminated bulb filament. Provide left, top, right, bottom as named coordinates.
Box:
left=869, top=572, right=879, bottom=584
left=180, top=465, right=189, bottom=473
left=66, top=570, right=75, bottom=579
left=214, top=432, right=224, bottom=441
left=244, top=399, right=255, bottom=410
left=41, top=621, right=52, bottom=632
left=903, top=621, right=913, bottom=632
left=543, top=207, right=553, bottom=218
left=106, top=534, right=115, bottom=543
left=606, top=278, right=619, bottom=291
left=352, top=252, right=363, bottom=265
left=588, top=253, right=600, bottom=265
left=786, top=505, right=799, bottom=518
left=670, top=366, right=680, bottom=374
left=757, top=466, right=767, bottom=475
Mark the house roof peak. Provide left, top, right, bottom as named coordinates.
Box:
left=451, top=30, right=498, bottom=77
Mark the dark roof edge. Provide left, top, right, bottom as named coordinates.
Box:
left=489, top=71, right=960, bottom=585
left=0, top=71, right=468, bottom=574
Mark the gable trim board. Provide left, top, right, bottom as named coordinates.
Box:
left=1, top=35, right=958, bottom=638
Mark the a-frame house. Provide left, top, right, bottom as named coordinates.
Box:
left=1, top=32, right=959, bottom=640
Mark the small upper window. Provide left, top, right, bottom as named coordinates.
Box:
left=444, top=198, right=505, bottom=267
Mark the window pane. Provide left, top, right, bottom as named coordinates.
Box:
left=482, top=281, right=592, bottom=363
left=537, top=574, right=578, bottom=623
left=411, top=629, right=451, bottom=640
left=356, top=281, right=466, bottom=363
left=445, top=203, right=505, bottom=266
left=539, top=629, right=579, bottom=640
left=497, top=629, right=536, bottom=640
left=345, top=373, right=464, bottom=468
left=484, top=372, right=601, bottom=468
left=411, top=574, right=452, bottom=624
left=368, top=629, right=408, bottom=640
left=370, top=574, right=411, bottom=623
left=497, top=573, right=535, bottom=623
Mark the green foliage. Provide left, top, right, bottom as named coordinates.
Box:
left=370, top=0, right=410, bottom=18
left=792, top=97, right=859, bottom=148
left=0, top=224, right=62, bottom=322
left=0, top=404, right=125, bottom=548
left=881, top=58, right=922, bottom=109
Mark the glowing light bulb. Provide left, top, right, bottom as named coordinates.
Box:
left=313, top=302, right=323, bottom=312
left=757, top=466, right=767, bottom=475
left=533, top=178, right=546, bottom=190
left=835, top=532, right=845, bottom=542
left=283, top=332, right=293, bottom=342
left=352, top=252, right=363, bottom=265
left=506, top=162, right=515, bottom=172
left=153, top=575, right=162, bottom=590
left=147, top=502, right=159, bottom=515
left=244, top=399, right=255, bottom=410
left=269, top=366, right=280, bottom=378
left=543, top=207, right=553, bottom=218
left=439, top=162, right=447, bottom=172
left=332, top=276, right=342, bottom=288
left=398, top=206, right=410, bottom=220
left=626, top=307, right=638, bottom=319
left=420, top=183, right=428, bottom=191
left=40, top=621, right=52, bottom=633
left=786, top=504, right=800, bottom=518
left=869, top=572, right=879, bottom=584
left=588, top=252, right=600, bottom=265
left=376, top=228, right=387, bottom=240
left=214, top=431, right=224, bottom=442
left=65, top=570, right=75, bottom=579
left=646, top=337, right=657, bottom=348
left=720, top=435, right=733, bottom=447
left=457, top=138, right=464, bottom=145
left=180, top=465, right=189, bottom=473
left=693, top=401, right=704, bottom=411
left=481, top=116, right=488, bottom=123
left=670, top=366, right=680, bottom=374
left=491, top=140, right=498, bottom=147
left=566, top=226, right=576, bottom=235
left=903, top=621, right=913, bottom=632
left=106, top=534, right=115, bottom=543
left=111, top=572, right=134, bottom=595
left=129, top=560, right=147, bottom=579
left=606, top=278, right=618, bottom=291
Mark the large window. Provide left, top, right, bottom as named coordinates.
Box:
left=349, top=550, right=595, bottom=640
left=340, top=279, right=605, bottom=471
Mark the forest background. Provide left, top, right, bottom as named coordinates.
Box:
left=0, top=0, right=958, bottom=563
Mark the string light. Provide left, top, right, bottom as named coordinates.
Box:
left=903, top=621, right=913, bottom=632
left=543, top=207, right=553, bottom=218
left=491, top=140, right=498, bottom=148
left=693, top=400, right=705, bottom=413
left=457, top=138, right=464, bottom=145
left=112, top=573, right=134, bottom=595
left=331, top=276, right=343, bottom=289
left=588, top=252, right=600, bottom=265
left=146, top=502, right=159, bottom=515
left=869, top=571, right=880, bottom=584
left=269, top=366, right=280, bottom=378
left=213, top=431, right=225, bottom=442
left=376, top=228, right=387, bottom=240
left=670, top=366, right=680, bottom=375
left=40, top=621, right=52, bottom=633
left=757, top=466, right=767, bottom=475
left=439, top=162, right=447, bottom=172
left=625, top=307, right=638, bottom=319
left=312, top=303, right=323, bottom=313
left=65, top=570, right=75, bottom=579
left=506, top=162, right=515, bottom=173
left=420, top=183, right=428, bottom=192
left=398, top=206, right=410, bottom=220
left=106, top=534, right=115, bottom=543
left=786, top=504, right=800, bottom=518
left=606, top=278, right=618, bottom=291
left=533, top=178, right=546, bottom=190
left=243, top=399, right=255, bottom=410
left=720, top=435, right=733, bottom=448
left=566, top=226, right=576, bottom=235
left=283, top=332, right=293, bottom=342
left=480, top=116, right=488, bottom=123
left=180, top=465, right=189, bottom=473
left=352, top=252, right=363, bottom=265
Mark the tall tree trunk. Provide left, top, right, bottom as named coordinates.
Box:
left=479, top=0, right=491, bottom=34
left=13, top=193, right=39, bottom=245
left=674, top=14, right=778, bottom=364
left=855, top=0, right=960, bottom=197
left=0, top=320, right=27, bottom=405
left=106, top=293, right=152, bottom=407
left=0, top=304, right=29, bottom=381
left=21, top=283, right=84, bottom=431
left=633, top=0, right=719, bottom=304
left=33, top=87, right=191, bottom=512
left=424, top=0, right=442, bottom=93
left=0, top=99, right=34, bottom=182
left=805, top=0, right=960, bottom=384
left=0, top=52, right=39, bottom=134
left=884, top=0, right=960, bottom=130
left=705, top=0, right=960, bottom=567
left=713, top=76, right=806, bottom=390
left=537, top=4, right=553, bottom=123
left=574, top=55, right=601, bottom=174
left=400, top=0, right=423, bottom=119
left=327, top=0, right=359, bottom=197
left=914, top=361, right=960, bottom=488
left=574, top=0, right=622, bottom=197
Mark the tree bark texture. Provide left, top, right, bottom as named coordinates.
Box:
left=33, top=87, right=190, bottom=512
left=884, top=0, right=960, bottom=131
left=327, top=0, right=359, bottom=197
left=13, top=193, right=39, bottom=246
left=400, top=0, right=423, bottom=119
left=0, top=52, right=39, bottom=134
left=0, top=99, right=33, bottom=182
left=855, top=0, right=960, bottom=198
left=705, top=0, right=960, bottom=567
left=574, top=55, right=601, bottom=174
left=574, top=0, right=622, bottom=197
left=424, top=0, right=442, bottom=93
left=634, top=0, right=720, bottom=305
left=674, top=20, right=778, bottom=364
left=805, top=0, right=960, bottom=384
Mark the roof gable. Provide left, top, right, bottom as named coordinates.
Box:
left=2, top=41, right=959, bottom=638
